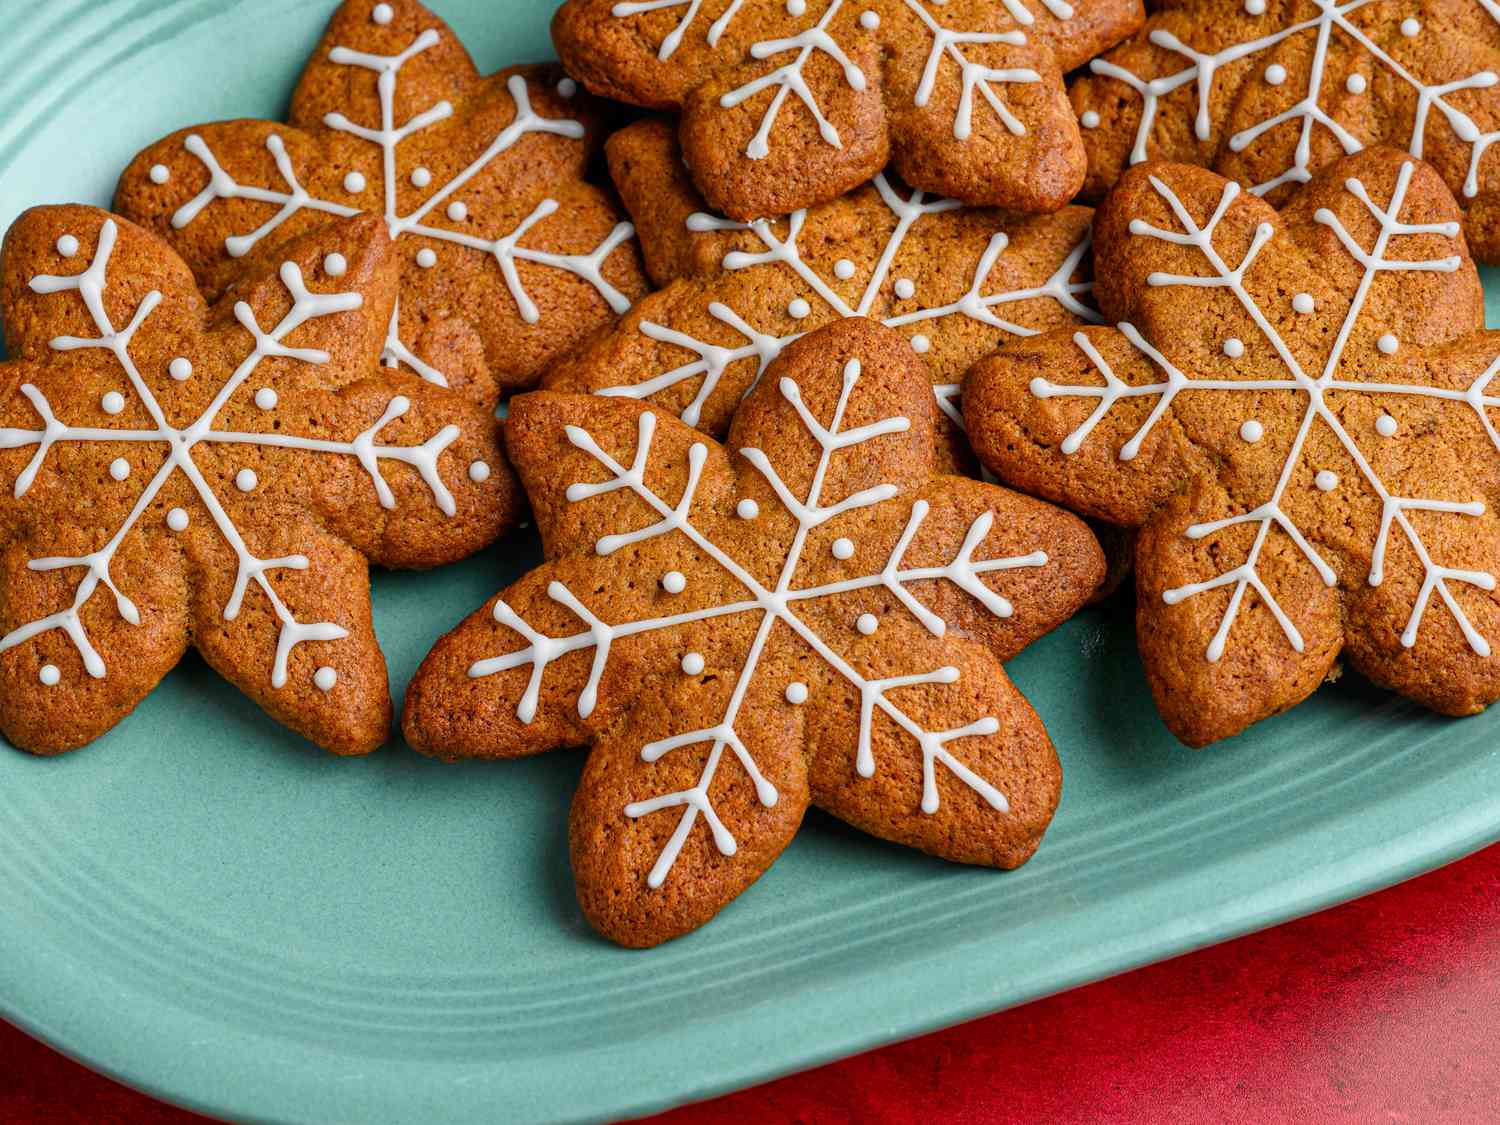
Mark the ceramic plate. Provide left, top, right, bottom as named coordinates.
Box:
left=3, top=2, right=1500, bottom=1123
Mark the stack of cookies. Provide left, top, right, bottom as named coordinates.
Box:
left=5, top=0, right=1500, bottom=946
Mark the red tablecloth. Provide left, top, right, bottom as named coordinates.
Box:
left=5, top=843, right=1499, bottom=1123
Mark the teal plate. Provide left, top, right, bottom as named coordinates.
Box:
left=3, top=2, right=1500, bottom=1123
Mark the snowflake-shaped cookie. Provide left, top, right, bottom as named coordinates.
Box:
left=545, top=118, right=1099, bottom=470
left=965, top=148, right=1500, bottom=746
left=115, top=0, right=646, bottom=408
left=403, top=318, right=1104, bottom=945
left=0, top=205, right=518, bottom=756
left=1071, top=0, right=1500, bottom=262
left=553, top=0, right=1144, bottom=222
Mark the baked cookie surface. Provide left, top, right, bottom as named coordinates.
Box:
left=115, top=0, right=647, bottom=408
left=1071, top=0, right=1500, bottom=263
left=965, top=148, right=1500, bottom=746
left=554, top=0, right=1144, bottom=221
left=405, top=318, right=1104, bottom=945
left=0, top=205, right=519, bottom=756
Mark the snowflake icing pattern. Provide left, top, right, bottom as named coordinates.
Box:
left=139, top=1, right=636, bottom=393
left=597, top=172, right=1098, bottom=432
left=0, top=216, right=464, bottom=703
left=477, top=362, right=1041, bottom=886
left=1031, top=159, right=1500, bottom=661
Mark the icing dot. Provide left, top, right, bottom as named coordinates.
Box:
left=166, top=508, right=189, bottom=532
left=235, top=468, right=258, bottom=493
left=468, top=460, right=491, bottom=482
left=860, top=9, right=880, bottom=28
left=168, top=356, right=192, bottom=381
left=1292, top=292, right=1315, bottom=314
left=410, top=166, right=432, bottom=188
left=786, top=0, right=806, bottom=13
left=1377, top=413, right=1399, bottom=437
left=834, top=258, right=856, bottom=279
left=785, top=681, right=809, bottom=704
left=856, top=613, right=879, bottom=636
left=323, top=252, right=347, bottom=277
left=343, top=171, right=366, bottom=194
left=101, top=391, right=125, bottom=415
left=56, top=234, right=79, bottom=257
left=149, top=164, right=170, bottom=185
left=1264, top=63, right=1287, bottom=86
left=416, top=247, right=437, bottom=268
left=373, top=3, right=394, bottom=25
left=894, top=277, right=916, bottom=299
left=1244, top=0, right=1266, bottom=13
left=39, top=664, right=60, bottom=686
left=911, top=334, right=931, bottom=353
left=254, top=387, right=278, bottom=410
left=314, top=666, right=338, bottom=692
left=737, top=498, right=759, bottom=519
left=446, top=201, right=468, bottom=221
left=109, top=457, right=130, bottom=482
left=1223, top=337, right=1245, bottom=358
left=661, top=570, right=687, bottom=594
left=788, top=298, right=811, bottom=319
left=681, top=652, right=705, bottom=676
left=832, top=537, right=855, bottom=560
left=1400, top=16, right=1420, bottom=36
left=1346, top=73, right=1367, bottom=95
left=1377, top=333, right=1399, bottom=355
left=1240, top=419, right=1265, bottom=443
left=558, top=77, right=578, bottom=98
left=1080, top=110, right=1101, bottom=129
left=1315, top=470, right=1339, bottom=491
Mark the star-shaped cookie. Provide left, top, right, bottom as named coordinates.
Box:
left=965, top=148, right=1500, bottom=745
left=0, top=204, right=518, bottom=755
left=115, top=0, right=648, bottom=408
left=554, top=0, right=1144, bottom=221
left=404, top=318, right=1104, bottom=945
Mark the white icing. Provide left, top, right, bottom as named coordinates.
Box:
left=236, top=468, right=259, bottom=492
left=373, top=3, right=394, bottom=25
left=1033, top=163, right=1494, bottom=661
left=788, top=298, right=811, bottom=319
left=109, top=457, right=130, bottom=481
left=1315, top=469, right=1339, bottom=490
left=860, top=9, right=880, bottom=29
left=1223, top=337, right=1245, bottom=357
left=662, top=570, right=687, bottom=593
left=468, top=459, right=491, bottom=482
left=1292, top=292, right=1314, bottom=313
left=56, top=235, right=78, bottom=257
left=446, top=201, right=467, bottom=221
left=1090, top=1, right=1500, bottom=202
left=1240, top=419, right=1264, bottom=442
left=834, top=258, right=856, bottom=279
left=681, top=651, right=705, bottom=675
left=832, top=536, right=854, bottom=559
left=168, top=357, right=193, bottom=381
left=149, top=164, right=170, bottom=185
left=1264, top=63, right=1286, bottom=86
left=737, top=497, right=759, bottom=519
left=416, top=247, right=437, bottom=268
left=0, top=218, right=465, bottom=687
left=911, top=333, right=931, bottom=353
left=471, top=360, right=1049, bottom=885
left=101, top=391, right=124, bottom=415
left=1378, top=332, right=1399, bottom=354
left=170, top=29, right=636, bottom=384
left=1080, top=110, right=1100, bottom=128
left=314, top=664, right=338, bottom=690
left=787, top=0, right=806, bottom=14
left=558, top=77, right=578, bottom=98
left=39, top=664, right=60, bottom=686
left=323, top=252, right=348, bottom=277
left=856, top=612, right=878, bottom=635
left=601, top=174, right=1098, bottom=428
left=255, top=387, right=278, bottom=410
left=785, top=680, right=808, bottom=703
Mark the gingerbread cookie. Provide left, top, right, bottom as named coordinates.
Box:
left=115, top=0, right=647, bottom=408
left=553, top=0, right=1144, bottom=222
left=0, top=204, right=519, bottom=756
left=404, top=318, right=1104, bottom=945
left=1070, top=0, right=1500, bottom=263
left=964, top=148, right=1500, bottom=747
left=546, top=118, right=1100, bottom=470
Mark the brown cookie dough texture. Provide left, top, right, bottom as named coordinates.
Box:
left=546, top=118, right=1101, bottom=472
left=1071, top=0, right=1500, bottom=263
left=115, top=0, right=647, bottom=410
left=405, top=318, right=1104, bottom=946
left=964, top=147, right=1500, bottom=747
left=553, top=0, right=1144, bottom=221
left=0, top=204, right=521, bottom=757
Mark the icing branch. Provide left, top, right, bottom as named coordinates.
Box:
left=470, top=359, right=1044, bottom=887
left=906, top=0, right=1038, bottom=138
left=611, top=0, right=747, bottom=60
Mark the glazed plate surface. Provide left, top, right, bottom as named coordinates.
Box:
left=3, top=3, right=1500, bottom=1123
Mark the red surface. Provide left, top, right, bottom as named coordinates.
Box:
left=5, top=844, right=1500, bottom=1124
